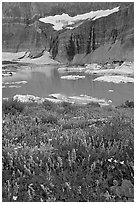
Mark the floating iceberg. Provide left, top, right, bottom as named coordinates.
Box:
left=4, top=81, right=27, bottom=85
left=8, top=85, right=21, bottom=88
left=58, top=67, right=86, bottom=73
left=93, top=75, right=134, bottom=83
left=85, top=63, right=102, bottom=70
left=60, top=75, right=85, bottom=80
left=108, top=90, right=114, bottom=92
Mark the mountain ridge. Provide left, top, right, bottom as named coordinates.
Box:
left=2, top=2, right=134, bottom=64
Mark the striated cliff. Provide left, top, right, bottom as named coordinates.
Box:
left=2, top=2, right=134, bottom=64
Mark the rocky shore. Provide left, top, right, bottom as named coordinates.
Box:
left=11, top=93, right=112, bottom=108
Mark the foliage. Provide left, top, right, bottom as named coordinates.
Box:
left=119, top=100, right=134, bottom=108
left=40, top=113, right=58, bottom=124
left=86, top=102, right=100, bottom=108
left=2, top=99, right=134, bottom=202
left=42, top=100, right=56, bottom=111
left=2, top=99, right=25, bottom=114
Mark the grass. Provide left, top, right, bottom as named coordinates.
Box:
left=2, top=99, right=134, bottom=202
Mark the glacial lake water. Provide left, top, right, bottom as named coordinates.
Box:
left=2, top=64, right=134, bottom=106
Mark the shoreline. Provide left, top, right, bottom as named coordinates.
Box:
left=3, top=93, right=133, bottom=109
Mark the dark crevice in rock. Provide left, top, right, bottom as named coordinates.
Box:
left=50, top=36, right=59, bottom=59
left=110, top=29, right=118, bottom=44
left=66, top=34, right=76, bottom=61
left=86, top=27, right=92, bottom=54
left=91, top=25, right=96, bottom=51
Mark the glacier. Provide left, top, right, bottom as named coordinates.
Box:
left=39, top=7, right=119, bottom=30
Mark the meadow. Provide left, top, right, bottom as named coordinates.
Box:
left=2, top=99, right=134, bottom=202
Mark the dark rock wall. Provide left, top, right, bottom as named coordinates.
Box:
left=2, top=3, right=134, bottom=64
left=54, top=3, right=134, bottom=64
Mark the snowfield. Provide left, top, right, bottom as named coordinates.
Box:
left=2, top=52, right=26, bottom=61
left=2, top=51, right=60, bottom=65
left=39, top=7, right=119, bottom=30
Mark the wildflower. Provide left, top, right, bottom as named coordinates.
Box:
left=65, top=182, right=71, bottom=190
left=103, top=190, right=111, bottom=201
left=13, top=196, right=17, bottom=201
left=58, top=156, right=63, bottom=167
left=68, top=151, right=72, bottom=167
left=71, top=148, right=76, bottom=162
left=108, top=158, right=112, bottom=162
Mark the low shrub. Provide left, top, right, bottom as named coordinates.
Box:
left=42, top=100, right=55, bottom=111
left=2, top=99, right=25, bottom=114
left=41, top=114, right=58, bottom=124
left=119, top=100, right=134, bottom=108
left=124, top=100, right=134, bottom=108
left=61, top=102, right=77, bottom=114
left=62, top=120, right=90, bottom=130
left=87, top=102, right=100, bottom=108
left=98, top=115, right=134, bottom=141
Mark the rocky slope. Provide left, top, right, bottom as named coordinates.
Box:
left=2, top=2, right=134, bottom=64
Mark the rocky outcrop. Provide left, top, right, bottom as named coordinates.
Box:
left=2, top=2, right=134, bottom=64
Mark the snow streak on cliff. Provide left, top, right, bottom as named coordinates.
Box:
left=39, top=7, right=119, bottom=30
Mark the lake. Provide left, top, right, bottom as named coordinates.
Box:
left=2, top=63, right=134, bottom=106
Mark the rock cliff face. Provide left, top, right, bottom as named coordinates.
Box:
left=2, top=2, right=134, bottom=64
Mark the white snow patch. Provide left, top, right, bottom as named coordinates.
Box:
left=85, top=62, right=134, bottom=76
left=85, top=63, right=102, bottom=70
left=2, top=73, right=14, bottom=77
left=49, top=93, right=68, bottom=101
left=16, top=51, right=59, bottom=65
left=39, top=7, right=119, bottom=30
left=2, top=52, right=25, bottom=61
left=13, top=95, right=45, bottom=104
left=49, top=93, right=112, bottom=106
left=115, top=61, right=134, bottom=75
left=45, top=97, right=62, bottom=103
left=60, top=75, right=85, bottom=80
left=93, top=75, right=134, bottom=83
left=2, top=51, right=59, bottom=64
left=93, top=7, right=119, bottom=20
left=12, top=94, right=112, bottom=106
left=3, top=97, right=8, bottom=100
